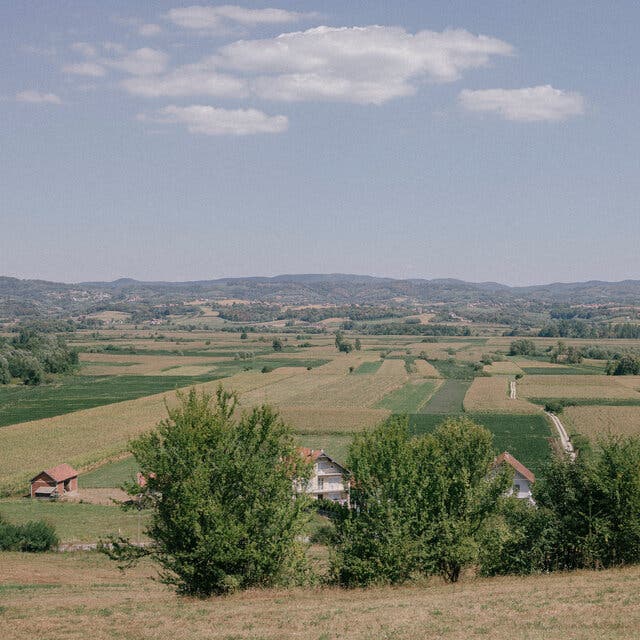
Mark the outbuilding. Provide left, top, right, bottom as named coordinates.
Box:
left=30, top=463, right=78, bottom=499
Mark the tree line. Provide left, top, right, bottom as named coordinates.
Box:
left=0, top=330, right=78, bottom=385
left=105, top=389, right=640, bottom=597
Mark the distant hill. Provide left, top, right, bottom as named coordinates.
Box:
left=2, top=274, right=640, bottom=320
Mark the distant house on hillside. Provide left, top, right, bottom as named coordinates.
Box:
left=494, top=452, right=535, bottom=502
left=297, top=448, right=349, bottom=505
left=30, top=463, right=78, bottom=499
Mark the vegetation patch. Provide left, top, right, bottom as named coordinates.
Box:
left=427, top=359, right=481, bottom=380
left=407, top=413, right=552, bottom=475
left=521, top=366, right=604, bottom=376
left=376, top=380, right=439, bottom=413
left=81, top=457, right=140, bottom=488
left=0, top=374, right=222, bottom=428
left=419, top=379, right=471, bottom=414
left=351, top=360, right=383, bottom=375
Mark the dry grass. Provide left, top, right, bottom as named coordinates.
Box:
left=563, top=405, right=640, bottom=440
left=1, top=552, right=639, bottom=639
left=484, top=361, right=524, bottom=375
left=463, top=377, right=541, bottom=414
left=519, top=375, right=640, bottom=400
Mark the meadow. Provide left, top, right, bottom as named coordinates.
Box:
left=1, top=551, right=638, bottom=640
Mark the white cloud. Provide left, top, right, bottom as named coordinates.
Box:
left=139, top=23, right=163, bottom=37
left=107, top=48, right=169, bottom=75
left=166, top=5, right=307, bottom=30
left=216, top=26, right=513, bottom=104
left=142, top=104, right=288, bottom=135
left=62, top=62, right=106, bottom=77
left=121, top=61, right=246, bottom=97
left=16, top=90, right=62, bottom=104
left=458, top=85, right=585, bottom=122
left=71, top=42, right=97, bottom=57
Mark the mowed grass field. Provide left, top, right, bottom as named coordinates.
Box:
left=0, top=500, right=149, bottom=543
left=2, top=552, right=639, bottom=640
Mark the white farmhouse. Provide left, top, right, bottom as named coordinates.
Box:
left=297, top=448, right=349, bottom=505
left=494, top=451, right=535, bottom=502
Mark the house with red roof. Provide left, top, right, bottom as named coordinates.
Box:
left=30, top=463, right=78, bottom=499
left=297, top=448, right=349, bottom=505
left=494, top=452, right=535, bottom=502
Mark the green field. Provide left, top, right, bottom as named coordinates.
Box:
left=0, top=499, right=150, bottom=543
left=529, top=397, right=640, bottom=407
left=428, top=359, right=479, bottom=379
left=0, top=374, right=221, bottom=428
left=81, top=457, right=140, bottom=488
left=376, top=380, right=438, bottom=412
left=420, top=379, right=471, bottom=414
left=407, top=413, right=552, bottom=475
left=352, top=360, right=383, bottom=375
left=521, top=366, right=605, bottom=376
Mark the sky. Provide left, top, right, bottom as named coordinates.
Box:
left=2, top=1, right=639, bottom=286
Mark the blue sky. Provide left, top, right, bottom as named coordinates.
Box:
left=2, top=1, right=639, bottom=285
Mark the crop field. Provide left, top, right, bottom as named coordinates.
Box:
left=78, top=353, right=228, bottom=375
left=0, top=374, right=221, bottom=428
left=464, top=377, right=541, bottom=414
left=563, top=405, right=640, bottom=440
left=353, top=360, right=383, bottom=374
left=4, top=552, right=638, bottom=640
left=408, top=413, right=552, bottom=475
left=413, top=358, right=441, bottom=377
left=376, top=380, right=440, bottom=413
left=420, top=379, right=471, bottom=414
left=483, top=361, right=524, bottom=375
left=519, top=375, right=640, bottom=400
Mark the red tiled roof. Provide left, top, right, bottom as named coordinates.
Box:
left=494, top=452, right=535, bottom=484
left=298, top=447, right=323, bottom=463
left=32, top=463, right=78, bottom=483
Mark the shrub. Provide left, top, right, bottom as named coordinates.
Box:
left=0, top=515, right=58, bottom=552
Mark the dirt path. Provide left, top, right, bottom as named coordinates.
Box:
left=545, top=411, right=575, bottom=459
left=509, top=380, right=517, bottom=399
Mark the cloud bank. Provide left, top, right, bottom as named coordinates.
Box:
left=459, top=85, right=585, bottom=122
left=143, top=104, right=288, bottom=135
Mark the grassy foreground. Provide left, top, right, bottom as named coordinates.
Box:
left=1, top=552, right=639, bottom=639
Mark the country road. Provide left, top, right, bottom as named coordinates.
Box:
left=545, top=411, right=576, bottom=459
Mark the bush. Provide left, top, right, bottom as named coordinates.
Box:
left=0, top=515, right=58, bottom=552
left=544, top=400, right=564, bottom=414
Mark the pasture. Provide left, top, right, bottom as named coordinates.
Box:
left=2, top=552, right=638, bottom=640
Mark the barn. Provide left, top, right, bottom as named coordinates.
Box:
left=30, top=463, right=78, bottom=499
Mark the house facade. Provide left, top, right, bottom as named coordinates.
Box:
left=494, top=452, right=535, bottom=501
left=297, top=448, right=349, bottom=505
left=30, top=463, right=78, bottom=499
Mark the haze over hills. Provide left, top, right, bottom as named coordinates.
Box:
left=3, top=274, right=640, bottom=320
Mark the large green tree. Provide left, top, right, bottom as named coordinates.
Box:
left=105, top=387, right=312, bottom=596
left=331, top=416, right=510, bottom=586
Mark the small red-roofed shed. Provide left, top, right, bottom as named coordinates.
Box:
left=30, top=463, right=78, bottom=499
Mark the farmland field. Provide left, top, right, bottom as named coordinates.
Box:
left=408, top=413, right=552, bottom=475
left=464, top=377, right=541, bottom=414
left=420, top=379, right=471, bottom=414
left=3, top=551, right=638, bottom=640
left=563, top=405, right=640, bottom=440
left=0, top=374, right=221, bottom=428
left=81, top=457, right=140, bottom=488
left=519, top=375, right=640, bottom=401
left=352, top=360, right=383, bottom=374
left=376, top=380, right=440, bottom=412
